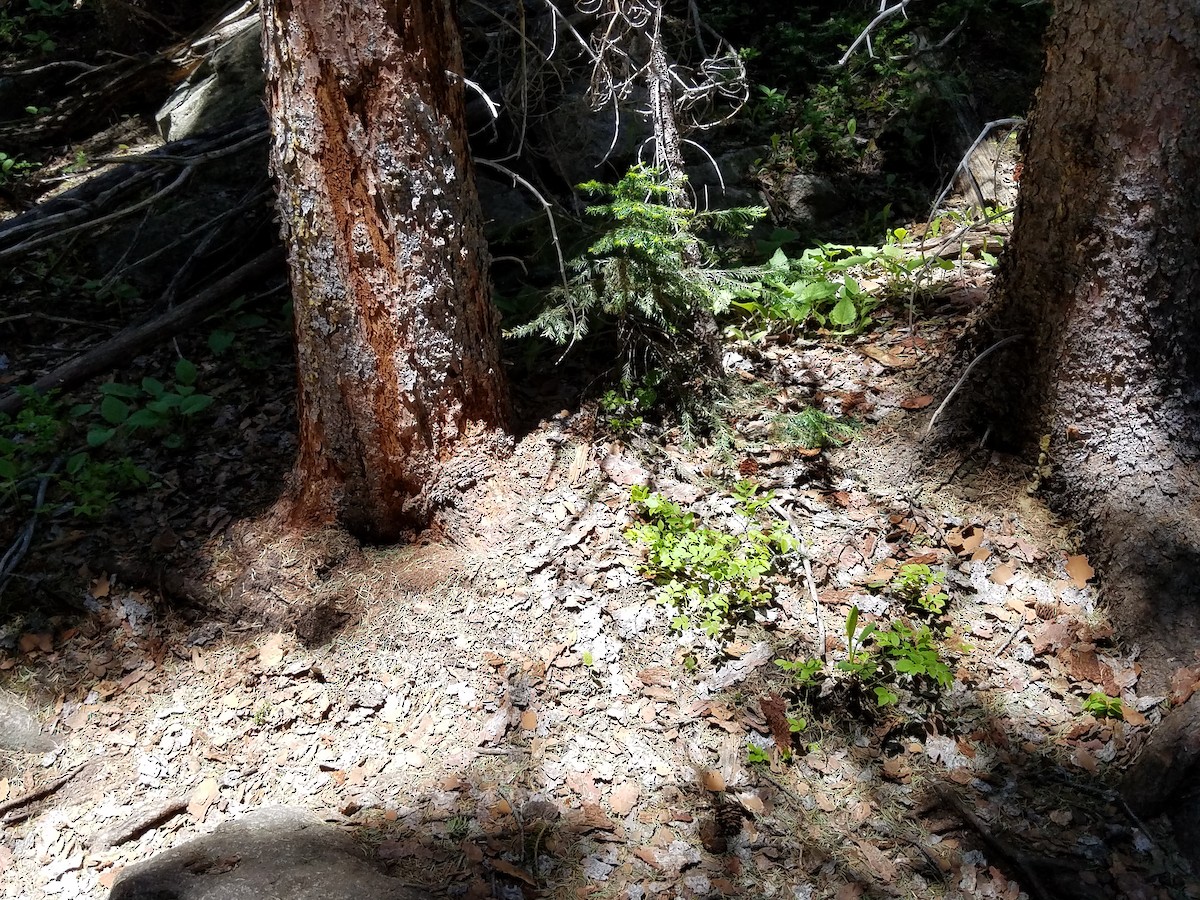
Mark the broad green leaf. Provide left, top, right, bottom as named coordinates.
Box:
left=87, top=427, right=115, bottom=447
left=174, top=358, right=198, bottom=386
left=208, top=330, right=236, bottom=355
left=99, top=395, right=130, bottom=424
left=99, top=382, right=139, bottom=399
left=829, top=295, right=858, bottom=327
left=180, top=394, right=214, bottom=416
left=126, top=409, right=164, bottom=429
left=141, top=377, right=165, bottom=398
left=797, top=280, right=838, bottom=302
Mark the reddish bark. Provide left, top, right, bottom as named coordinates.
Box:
left=262, top=0, right=509, bottom=540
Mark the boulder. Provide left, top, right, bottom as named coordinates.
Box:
left=109, top=806, right=432, bottom=900
left=156, top=12, right=265, bottom=142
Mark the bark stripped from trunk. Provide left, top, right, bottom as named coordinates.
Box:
left=263, top=0, right=508, bottom=540
left=990, top=0, right=1200, bottom=685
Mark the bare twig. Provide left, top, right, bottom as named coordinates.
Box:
left=90, top=125, right=267, bottom=167
left=769, top=498, right=828, bottom=663
left=838, top=0, right=914, bottom=66
left=923, top=335, right=1024, bottom=438
left=0, top=166, right=194, bottom=262
left=928, top=118, right=1024, bottom=216
left=88, top=795, right=189, bottom=850
left=935, top=786, right=1054, bottom=900
left=0, top=458, right=60, bottom=600
left=475, top=158, right=570, bottom=293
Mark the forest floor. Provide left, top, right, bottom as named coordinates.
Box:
left=3, top=248, right=1200, bottom=900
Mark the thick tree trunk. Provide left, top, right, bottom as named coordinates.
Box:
left=989, top=0, right=1200, bottom=688
left=986, top=0, right=1200, bottom=857
left=262, top=0, right=509, bottom=541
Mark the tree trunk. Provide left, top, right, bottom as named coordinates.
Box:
left=262, top=0, right=509, bottom=541
left=985, top=0, right=1200, bottom=856
left=988, top=0, right=1200, bottom=688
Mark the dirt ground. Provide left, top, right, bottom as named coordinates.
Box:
left=3, top=271, right=1199, bottom=900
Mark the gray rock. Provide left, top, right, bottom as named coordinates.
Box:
left=109, top=806, right=432, bottom=900
left=0, top=689, right=57, bottom=753
left=777, top=172, right=841, bottom=227
left=156, top=14, right=265, bottom=142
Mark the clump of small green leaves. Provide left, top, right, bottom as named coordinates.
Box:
left=775, top=656, right=823, bottom=686
left=837, top=607, right=954, bottom=706
left=746, top=743, right=771, bottom=765
left=891, top=563, right=949, bottom=616
left=598, top=373, right=660, bottom=435
left=509, top=165, right=765, bottom=403
left=0, top=0, right=71, bottom=53
left=625, top=480, right=795, bottom=638
left=725, top=243, right=898, bottom=337
left=252, top=700, right=273, bottom=726
left=0, top=151, right=37, bottom=184
left=0, top=390, right=150, bottom=522
left=770, top=407, right=860, bottom=450
left=1082, top=691, right=1124, bottom=720
left=88, top=359, right=215, bottom=450
left=776, top=606, right=956, bottom=711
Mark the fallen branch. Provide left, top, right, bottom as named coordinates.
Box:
left=88, top=795, right=190, bottom=850
left=0, top=458, right=60, bottom=600
left=0, top=760, right=89, bottom=825
left=0, top=248, right=284, bottom=416
left=935, top=786, right=1054, bottom=900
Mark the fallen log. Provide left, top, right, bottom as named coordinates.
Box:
left=0, top=247, right=284, bottom=416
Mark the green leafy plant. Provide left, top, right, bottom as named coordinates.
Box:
left=775, top=606, right=957, bottom=711
left=775, top=657, right=823, bottom=686
left=891, top=563, right=949, bottom=616
left=0, top=152, right=37, bottom=184
left=725, top=243, right=891, bottom=337
left=1082, top=691, right=1124, bottom=720
left=253, top=700, right=273, bottom=726
left=836, top=605, right=880, bottom=684
left=625, top=482, right=795, bottom=638
left=508, top=165, right=765, bottom=403
left=0, top=391, right=150, bottom=522
left=746, top=743, right=770, bottom=765
left=0, top=0, right=69, bottom=52
left=770, top=408, right=860, bottom=450
left=88, top=359, right=215, bottom=450
left=872, top=619, right=954, bottom=693
left=598, top=373, right=661, bottom=434
left=751, top=84, right=791, bottom=123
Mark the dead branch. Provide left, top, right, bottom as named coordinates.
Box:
left=923, top=334, right=1024, bottom=438
left=88, top=795, right=190, bottom=850
left=475, top=158, right=570, bottom=292
left=0, top=248, right=283, bottom=417
left=838, top=0, right=914, bottom=66
left=0, top=166, right=194, bottom=263
left=935, top=786, right=1055, bottom=900
left=0, top=761, right=89, bottom=825
left=0, top=111, right=266, bottom=256
left=0, top=458, right=59, bottom=600
left=928, top=118, right=1024, bottom=215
